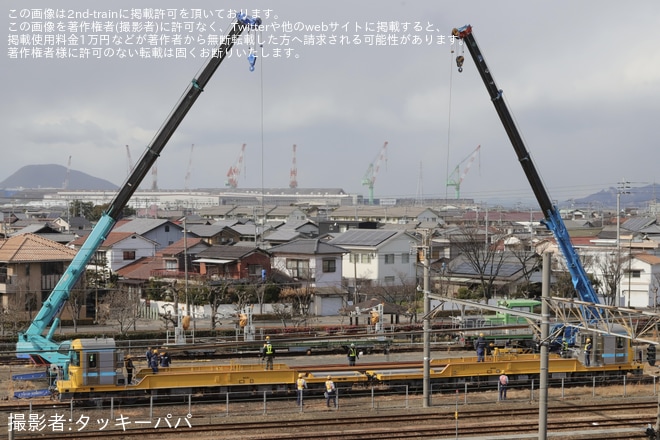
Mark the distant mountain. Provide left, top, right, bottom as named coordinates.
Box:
left=0, top=164, right=118, bottom=191
left=572, top=183, right=660, bottom=210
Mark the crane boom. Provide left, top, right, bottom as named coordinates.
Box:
left=361, top=141, right=388, bottom=205
left=225, top=143, right=247, bottom=188
left=17, top=13, right=262, bottom=370
left=452, top=25, right=600, bottom=313
left=289, top=144, right=298, bottom=189
left=184, top=143, right=194, bottom=191
left=447, top=144, right=480, bottom=199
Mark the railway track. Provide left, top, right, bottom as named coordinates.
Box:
left=7, top=398, right=658, bottom=439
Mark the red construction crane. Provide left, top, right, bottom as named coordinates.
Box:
left=184, top=143, right=194, bottom=191
left=289, top=144, right=298, bottom=189
left=225, top=143, right=246, bottom=188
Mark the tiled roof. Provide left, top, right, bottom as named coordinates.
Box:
left=0, top=233, right=77, bottom=262
left=635, top=253, right=660, bottom=265
left=116, top=256, right=162, bottom=280
left=196, top=245, right=269, bottom=260
left=113, top=218, right=177, bottom=234
left=70, top=232, right=152, bottom=248
left=159, top=237, right=205, bottom=256
left=269, top=239, right=347, bottom=255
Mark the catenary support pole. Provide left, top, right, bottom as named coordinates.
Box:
left=538, top=251, right=550, bottom=440
left=422, top=230, right=431, bottom=408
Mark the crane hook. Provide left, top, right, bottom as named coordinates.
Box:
left=248, top=52, right=257, bottom=72
left=456, top=55, right=464, bottom=73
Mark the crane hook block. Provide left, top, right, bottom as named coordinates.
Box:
left=248, top=52, right=257, bottom=71
left=456, top=55, right=465, bottom=73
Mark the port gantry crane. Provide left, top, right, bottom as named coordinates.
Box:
left=451, top=25, right=601, bottom=341
left=16, top=13, right=262, bottom=375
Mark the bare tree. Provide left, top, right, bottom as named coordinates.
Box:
left=100, top=289, right=141, bottom=336
left=279, top=286, right=314, bottom=327
left=450, top=225, right=509, bottom=301
left=650, top=272, right=660, bottom=310
left=232, top=285, right=257, bottom=317
left=595, top=250, right=628, bottom=306
left=0, top=299, right=26, bottom=336
left=198, top=282, right=233, bottom=330
left=271, top=303, right=293, bottom=328
left=359, top=272, right=417, bottom=323
left=507, top=238, right=544, bottom=298
left=66, top=287, right=86, bottom=333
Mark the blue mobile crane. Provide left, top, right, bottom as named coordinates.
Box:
left=16, top=13, right=262, bottom=377
left=451, top=25, right=601, bottom=346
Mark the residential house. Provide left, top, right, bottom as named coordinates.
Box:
left=10, top=223, right=76, bottom=245
left=262, top=219, right=319, bottom=247
left=263, top=206, right=308, bottom=223
left=317, top=220, right=379, bottom=236
left=116, top=236, right=210, bottom=303
left=440, top=252, right=542, bottom=298
left=620, top=253, right=660, bottom=308
left=198, top=205, right=240, bottom=221
left=153, top=237, right=210, bottom=279
left=0, top=233, right=81, bottom=319
left=328, top=205, right=428, bottom=225
left=193, top=245, right=271, bottom=281
left=187, top=220, right=243, bottom=246
left=112, top=218, right=184, bottom=250
left=269, top=238, right=348, bottom=315
left=51, top=216, right=93, bottom=233
left=70, top=231, right=157, bottom=273
left=328, top=229, right=420, bottom=292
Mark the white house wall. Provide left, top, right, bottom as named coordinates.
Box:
left=377, top=237, right=417, bottom=284
left=341, top=235, right=417, bottom=286
left=272, top=254, right=344, bottom=290
left=107, top=237, right=156, bottom=272
left=313, top=255, right=343, bottom=289
left=621, top=259, right=660, bottom=308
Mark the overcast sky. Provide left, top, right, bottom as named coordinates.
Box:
left=3, top=1, right=660, bottom=207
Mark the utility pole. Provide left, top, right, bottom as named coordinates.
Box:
left=421, top=229, right=431, bottom=408
left=538, top=251, right=551, bottom=440
left=617, top=179, right=630, bottom=306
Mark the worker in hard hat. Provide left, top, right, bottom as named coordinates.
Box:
left=159, top=350, right=171, bottom=368
left=149, top=349, right=159, bottom=374
left=475, top=333, right=487, bottom=362
left=260, top=336, right=275, bottom=370
left=124, top=355, right=134, bottom=384
left=325, top=375, right=337, bottom=408
left=296, top=373, right=307, bottom=407
left=347, top=343, right=358, bottom=366
left=584, top=338, right=592, bottom=367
